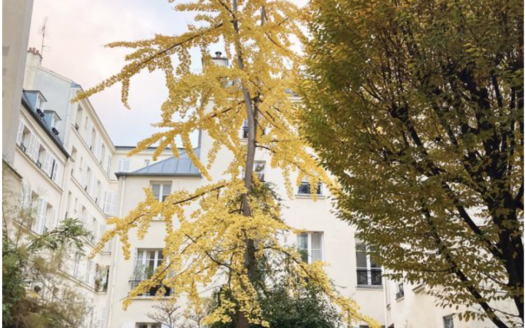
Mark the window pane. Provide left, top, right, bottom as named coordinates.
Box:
left=254, top=162, right=265, bottom=181
left=356, top=249, right=367, bottom=268
left=298, top=182, right=310, bottom=194
left=297, top=234, right=308, bottom=262
left=151, top=184, right=160, bottom=200
left=357, top=269, right=368, bottom=285
left=311, top=249, right=322, bottom=262
left=443, top=316, right=454, bottom=328
left=162, top=184, right=171, bottom=196
left=371, top=269, right=382, bottom=285
left=297, top=234, right=308, bottom=250
left=311, top=232, right=322, bottom=249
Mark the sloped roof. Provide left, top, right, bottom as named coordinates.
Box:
left=116, top=148, right=201, bottom=178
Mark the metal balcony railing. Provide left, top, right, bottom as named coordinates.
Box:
left=129, top=280, right=172, bottom=297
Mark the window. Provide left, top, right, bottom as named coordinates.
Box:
left=297, top=232, right=323, bottom=264
left=241, top=119, right=249, bottom=139
left=443, top=315, right=454, bottom=328
left=297, top=179, right=322, bottom=195
left=16, top=121, right=30, bottom=152
left=75, top=106, right=83, bottom=128
left=356, top=242, right=382, bottom=286
left=253, top=161, right=266, bottom=182
left=106, top=155, right=112, bottom=175
left=36, top=144, right=46, bottom=168
left=96, top=181, right=102, bottom=205
left=131, top=249, right=171, bottom=297
left=136, top=324, right=161, bottom=328
left=396, top=283, right=404, bottom=299
left=72, top=253, right=82, bottom=279
left=85, top=168, right=92, bottom=191
left=151, top=183, right=171, bottom=202
left=133, top=249, right=164, bottom=280
left=100, top=144, right=106, bottom=164
left=90, top=128, right=96, bottom=150
left=118, top=158, right=131, bottom=172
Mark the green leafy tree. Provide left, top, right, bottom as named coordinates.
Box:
left=208, top=280, right=343, bottom=328
left=300, top=0, right=523, bottom=327
left=3, top=167, right=92, bottom=327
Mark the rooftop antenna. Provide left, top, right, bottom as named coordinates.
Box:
left=39, top=17, right=49, bottom=58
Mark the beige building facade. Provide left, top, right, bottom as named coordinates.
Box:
left=2, top=0, right=34, bottom=164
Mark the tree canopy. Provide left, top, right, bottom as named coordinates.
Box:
left=301, top=0, right=523, bottom=327
left=75, top=0, right=377, bottom=327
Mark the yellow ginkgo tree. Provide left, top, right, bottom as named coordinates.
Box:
left=75, top=0, right=377, bottom=327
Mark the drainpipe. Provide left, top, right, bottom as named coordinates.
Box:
left=107, top=175, right=125, bottom=328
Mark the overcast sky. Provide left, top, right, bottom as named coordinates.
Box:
left=28, top=0, right=306, bottom=146
left=28, top=0, right=204, bottom=146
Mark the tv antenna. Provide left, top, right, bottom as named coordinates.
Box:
left=39, top=17, right=50, bottom=56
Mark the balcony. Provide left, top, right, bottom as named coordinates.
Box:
left=129, top=280, right=172, bottom=297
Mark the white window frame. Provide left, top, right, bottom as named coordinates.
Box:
left=151, top=182, right=172, bottom=202
left=297, top=232, right=323, bottom=264
left=118, top=158, right=131, bottom=172
left=297, top=178, right=322, bottom=196
left=443, top=315, right=454, bottom=328
left=253, top=161, right=266, bottom=182
left=356, top=242, right=382, bottom=286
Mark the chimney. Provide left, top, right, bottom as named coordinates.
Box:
left=211, top=51, right=228, bottom=67
left=24, top=48, right=43, bottom=89
left=27, top=47, right=43, bottom=63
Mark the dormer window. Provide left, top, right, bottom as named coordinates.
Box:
left=24, top=91, right=47, bottom=113
left=44, top=110, right=61, bottom=131
left=35, top=93, right=45, bottom=111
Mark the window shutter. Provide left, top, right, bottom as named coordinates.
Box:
left=51, top=160, right=58, bottom=181
left=32, top=198, right=42, bottom=231
left=27, top=135, right=36, bottom=159
left=78, top=257, right=86, bottom=280
left=32, top=141, right=41, bottom=161
left=98, top=184, right=103, bottom=206
left=99, top=224, right=106, bottom=242
left=82, top=164, right=87, bottom=187
left=43, top=153, right=52, bottom=175
left=106, top=156, right=111, bottom=175
left=118, top=159, right=130, bottom=172
left=93, top=221, right=99, bottom=241
left=22, top=181, right=31, bottom=208
left=85, top=261, right=91, bottom=285
left=87, top=122, right=93, bottom=146
left=49, top=207, right=57, bottom=230
left=89, top=174, right=95, bottom=196
left=91, top=261, right=96, bottom=287
left=96, top=139, right=102, bottom=161
left=85, top=213, right=92, bottom=230
left=16, top=121, right=24, bottom=145
left=37, top=199, right=47, bottom=234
